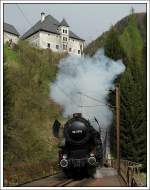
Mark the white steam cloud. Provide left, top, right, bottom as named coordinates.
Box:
left=50, top=49, right=125, bottom=131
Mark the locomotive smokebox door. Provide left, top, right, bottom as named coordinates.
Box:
left=52, top=119, right=61, bottom=138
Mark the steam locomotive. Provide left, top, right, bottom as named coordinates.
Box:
left=52, top=113, right=103, bottom=178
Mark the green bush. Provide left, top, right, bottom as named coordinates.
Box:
left=4, top=41, right=65, bottom=166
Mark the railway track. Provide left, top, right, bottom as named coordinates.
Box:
left=21, top=167, right=126, bottom=187
left=21, top=172, right=90, bottom=187
left=52, top=178, right=75, bottom=187
left=21, top=172, right=74, bottom=187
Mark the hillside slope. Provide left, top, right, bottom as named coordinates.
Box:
left=84, top=12, right=146, bottom=56
left=4, top=42, right=65, bottom=167
left=84, top=12, right=147, bottom=170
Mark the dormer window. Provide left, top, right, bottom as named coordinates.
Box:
left=63, top=29, right=68, bottom=34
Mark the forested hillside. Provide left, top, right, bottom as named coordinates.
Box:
left=84, top=12, right=146, bottom=56
left=85, top=12, right=147, bottom=170
left=4, top=41, right=65, bottom=166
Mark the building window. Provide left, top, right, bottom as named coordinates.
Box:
left=47, top=43, right=50, bottom=48
left=78, top=50, right=80, bottom=54
left=63, top=44, right=67, bottom=50
left=63, top=37, right=67, bottom=41
left=56, top=45, right=59, bottom=49
left=63, top=29, right=68, bottom=34
left=69, top=48, right=72, bottom=52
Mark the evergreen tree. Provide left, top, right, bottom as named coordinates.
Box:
left=105, top=13, right=146, bottom=170
left=104, top=26, right=123, bottom=60
left=119, top=14, right=146, bottom=170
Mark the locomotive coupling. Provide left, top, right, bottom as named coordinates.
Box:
left=88, top=156, right=96, bottom=166
left=60, top=159, right=68, bottom=168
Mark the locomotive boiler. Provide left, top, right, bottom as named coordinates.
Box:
left=52, top=113, right=103, bottom=178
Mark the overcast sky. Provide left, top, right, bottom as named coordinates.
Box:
left=4, top=3, right=146, bottom=44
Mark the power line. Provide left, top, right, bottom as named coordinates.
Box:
left=15, top=4, right=46, bottom=47
left=16, top=4, right=33, bottom=28
left=55, top=84, right=80, bottom=108
left=77, top=91, right=115, bottom=108
left=54, top=85, right=113, bottom=109
left=79, top=105, right=109, bottom=108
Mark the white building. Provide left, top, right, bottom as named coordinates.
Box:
left=4, top=22, right=20, bottom=44
left=22, top=13, right=85, bottom=56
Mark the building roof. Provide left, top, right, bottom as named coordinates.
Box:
left=59, top=18, right=69, bottom=27
left=22, top=15, right=84, bottom=41
left=4, top=22, right=20, bottom=36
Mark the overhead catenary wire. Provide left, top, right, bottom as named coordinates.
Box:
left=77, top=91, right=115, bottom=109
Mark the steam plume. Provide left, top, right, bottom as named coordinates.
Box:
left=50, top=49, right=125, bottom=131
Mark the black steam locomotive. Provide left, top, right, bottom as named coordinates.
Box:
left=53, top=113, right=103, bottom=178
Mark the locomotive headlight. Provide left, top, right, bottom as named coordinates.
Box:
left=90, top=153, right=95, bottom=157
left=62, top=154, right=67, bottom=159
left=60, top=159, right=68, bottom=168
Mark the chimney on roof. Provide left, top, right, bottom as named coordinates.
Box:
left=41, top=12, right=45, bottom=22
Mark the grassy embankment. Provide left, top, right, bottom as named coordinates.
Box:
left=4, top=41, right=66, bottom=176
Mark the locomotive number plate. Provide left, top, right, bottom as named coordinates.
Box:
left=72, top=130, right=83, bottom=134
